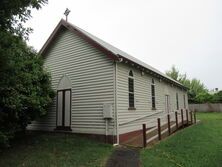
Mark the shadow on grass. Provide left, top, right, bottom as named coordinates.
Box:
left=0, top=132, right=113, bottom=167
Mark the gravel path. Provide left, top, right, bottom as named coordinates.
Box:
left=105, top=147, right=140, bottom=167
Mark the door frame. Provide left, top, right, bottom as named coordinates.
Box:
left=165, top=95, right=170, bottom=113
left=183, top=94, right=186, bottom=109
left=55, top=88, right=72, bottom=131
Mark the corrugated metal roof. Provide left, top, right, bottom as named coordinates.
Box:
left=67, top=21, right=186, bottom=89
left=40, top=19, right=187, bottom=89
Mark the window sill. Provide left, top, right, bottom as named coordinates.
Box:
left=128, top=107, right=136, bottom=110
left=152, top=107, right=157, bottom=110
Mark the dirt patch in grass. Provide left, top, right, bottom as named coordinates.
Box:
left=106, top=146, right=140, bottom=167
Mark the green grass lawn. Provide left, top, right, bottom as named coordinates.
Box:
left=141, top=112, right=222, bottom=167
left=1, top=113, right=222, bottom=167
left=0, top=133, right=113, bottom=167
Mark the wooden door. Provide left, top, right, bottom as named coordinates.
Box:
left=56, top=89, right=71, bottom=130
left=165, top=95, right=170, bottom=113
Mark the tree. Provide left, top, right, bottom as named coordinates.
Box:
left=212, top=91, right=222, bottom=103
left=0, top=0, right=47, bottom=70
left=182, top=78, right=208, bottom=103
left=0, top=0, right=47, bottom=38
left=195, top=92, right=213, bottom=103
left=0, top=31, right=55, bottom=147
left=166, top=65, right=190, bottom=87
left=166, top=65, right=180, bottom=81
left=0, top=0, right=54, bottom=148
left=166, top=66, right=208, bottom=103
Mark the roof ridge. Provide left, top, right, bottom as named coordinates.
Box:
left=40, top=19, right=187, bottom=89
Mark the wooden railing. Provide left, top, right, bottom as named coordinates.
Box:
left=119, top=111, right=163, bottom=126
left=142, top=109, right=197, bottom=148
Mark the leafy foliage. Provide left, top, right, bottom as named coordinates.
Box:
left=166, top=66, right=180, bottom=81
left=166, top=65, right=208, bottom=103
left=211, top=91, right=222, bottom=103
left=0, top=0, right=47, bottom=39
left=0, top=0, right=54, bottom=148
left=0, top=31, right=55, bottom=147
left=195, top=92, right=213, bottom=104
left=187, top=79, right=208, bottom=103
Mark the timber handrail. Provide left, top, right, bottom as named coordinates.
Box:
left=119, top=111, right=163, bottom=126
left=142, top=109, right=196, bottom=148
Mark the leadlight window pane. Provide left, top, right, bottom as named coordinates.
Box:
left=128, top=78, right=134, bottom=92
left=129, top=70, right=133, bottom=77
left=151, top=79, right=156, bottom=109
left=129, top=93, right=134, bottom=108
left=128, top=70, right=134, bottom=108
left=152, top=97, right=156, bottom=109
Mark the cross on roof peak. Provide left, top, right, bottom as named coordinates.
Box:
left=64, top=8, right=71, bottom=22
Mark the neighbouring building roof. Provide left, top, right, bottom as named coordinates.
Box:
left=40, top=19, right=187, bottom=90
left=209, top=88, right=219, bottom=95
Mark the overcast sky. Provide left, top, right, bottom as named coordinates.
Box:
left=25, top=0, right=222, bottom=90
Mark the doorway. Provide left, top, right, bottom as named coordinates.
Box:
left=56, top=89, right=71, bottom=130
left=165, top=95, right=170, bottom=113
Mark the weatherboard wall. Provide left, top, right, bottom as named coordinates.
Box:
left=116, top=63, right=188, bottom=134
left=28, top=28, right=115, bottom=135
left=27, top=24, right=189, bottom=139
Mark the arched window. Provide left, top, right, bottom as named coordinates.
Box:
left=128, top=70, right=134, bottom=108
left=151, top=78, right=156, bottom=109
left=129, top=70, right=133, bottom=77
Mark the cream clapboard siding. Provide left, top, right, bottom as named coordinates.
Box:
left=28, top=28, right=115, bottom=135
left=117, top=63, right=188, bottom=134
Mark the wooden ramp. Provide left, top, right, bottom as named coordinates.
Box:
left=122, top=110, right=197, bottom=148
left=122, top=121, right=177, bottom=147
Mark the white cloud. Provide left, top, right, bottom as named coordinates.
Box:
left=25, top=0, right=222, bottom=90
